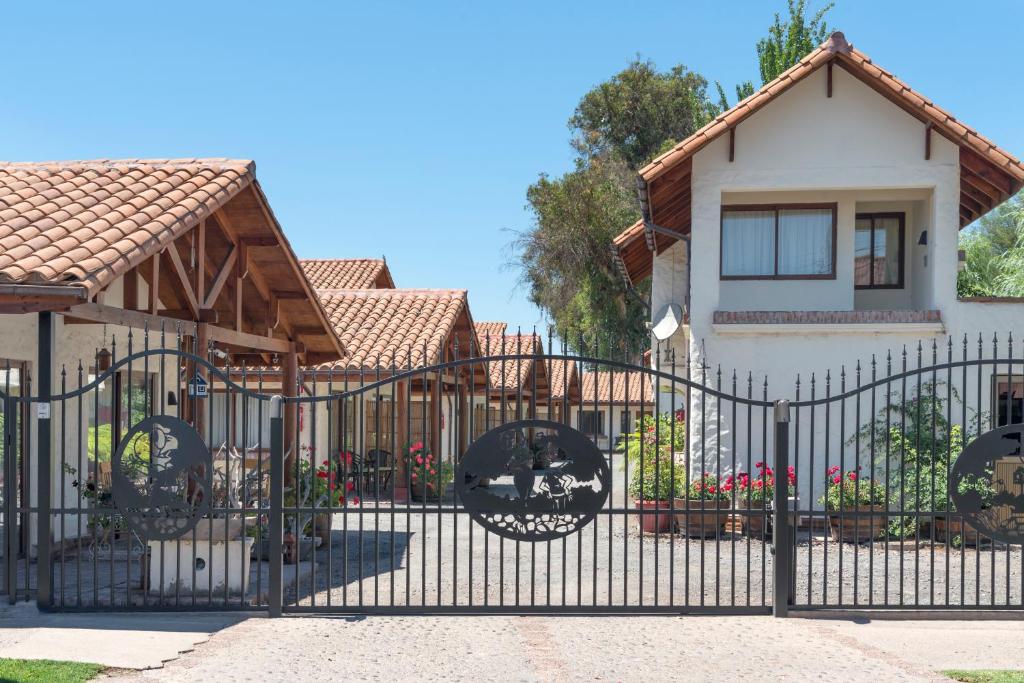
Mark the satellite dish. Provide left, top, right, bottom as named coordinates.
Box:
left=651, top=303, right=683, bottom=341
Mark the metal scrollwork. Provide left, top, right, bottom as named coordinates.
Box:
left=455, top=420, right=610, bottom=542
left=950, top=424, right=1024, bottom=545
left=111, top=415, right=212, bottom=541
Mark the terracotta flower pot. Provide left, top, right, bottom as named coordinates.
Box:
left=312, top=513, right=332, bottom=544
left=634, top=499, right=673, bottom=534
left=674, top=499, right=729, bottom=538
left=828, top=505, right=887, bottom=543
left=737, top=501, right=772, bottom=537
left=932, top=515, right=987, bottom=546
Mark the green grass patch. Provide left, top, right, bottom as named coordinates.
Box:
left=943, top=671, right=1024, bottom=683
left=0, top=658, right=103, bottom=682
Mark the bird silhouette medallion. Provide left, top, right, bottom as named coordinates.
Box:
left=455, top=420, right=610, bottom=541
left=112, top=415, right=212, bottom=541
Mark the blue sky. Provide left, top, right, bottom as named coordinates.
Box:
left=2, top=1, right=1021, bottom=332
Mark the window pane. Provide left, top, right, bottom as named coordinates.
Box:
left=854, top=218, right=872, bottom=286
left=777, top=209, right=832, bottom=275
left=876, top=216, right=901, bottom=285
left=722, top=210, right=775, bottom=276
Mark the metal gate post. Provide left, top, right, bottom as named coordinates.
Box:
left=3, top=397, right=16, bottom=603
left=772, top=399, right=791, bottom=618
left=268, top=395, right=284, bottom=617
left=36, top=311, right=54, bottom=609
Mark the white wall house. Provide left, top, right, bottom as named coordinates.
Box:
left=0, top=159, right=345, bottom=555
left=614, top=34, right=1024, bottom=498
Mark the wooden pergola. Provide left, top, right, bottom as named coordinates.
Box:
left=0, top=159, right=345, bottom=481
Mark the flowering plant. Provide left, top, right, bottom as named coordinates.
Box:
left=287, top=451, right=359, bottom=509
left=625, top=413, right=686, bottom=501
left=408, top=441, right=454, bottom=498
left=820, top=466, right=886, bottom=511
left=736, top=461, right=796, bottom=506
left=686, top=474, right=732, bottom=502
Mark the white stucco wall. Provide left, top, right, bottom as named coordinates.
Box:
left=646, top=62, right=1024, bottom=500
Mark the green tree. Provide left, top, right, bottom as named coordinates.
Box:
left=717, top=0, right=835, bottom=109
left=516, top=153, right=652, bottom=358
left=570, top=59, right=718, bottom=171
left=515, top=59, right=716, bottom=359
left=957, top=190, right=1024, bottom=297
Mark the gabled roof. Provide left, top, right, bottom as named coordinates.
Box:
left=615, top=32, right=1024, bottom=283
left=0, top=158, right=344, bottom=361
left=546, top=358, right=581, bottom=403
left=301, top=258, right=395, bottom=290
left=316, top=288, right=474, bottom=370
left=581, top=370, right=654, bottom=406
left=474, top=321, right=508, bottom=348
left=482, top=333, right=548, bottom=394
left=0, top=159, right=250, bottom=292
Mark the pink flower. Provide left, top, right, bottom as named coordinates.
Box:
left=847, top=472, right=858, bottom=481
left=832, top=475, right=842, bottom=484
left=827, top=465, right=840, bottom=476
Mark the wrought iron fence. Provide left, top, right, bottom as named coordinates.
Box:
left=2, top=330, right=1021, bottom=615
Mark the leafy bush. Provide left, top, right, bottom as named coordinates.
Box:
left=821, top=467, right=886, bottom=511
left=408, top=441, right=454, bottom=498
left=735, top=461, right=796, bottom=506
left=685, top=474, right=731, bottom=502
left=624, top=412, right=686, bottom=501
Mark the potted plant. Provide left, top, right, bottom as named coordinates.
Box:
left=821, top=466, right=887, bottom=543
left=284, top=455, right=359, bottom=545
left=408, top=441, right=454, bottom=502
left=625, top=414, right=686, bottom=533
left=675, top=474, right=731, bottom=538
left=735, top=462, right=796, bottom=537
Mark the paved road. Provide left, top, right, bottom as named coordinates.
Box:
left=108, top=613, right=1024, bottom=682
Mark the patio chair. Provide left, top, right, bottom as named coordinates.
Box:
left=364, top=449, right=394, bottom=493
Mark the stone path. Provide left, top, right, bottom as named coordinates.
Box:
left=107, top=613, right=1024, bottom=682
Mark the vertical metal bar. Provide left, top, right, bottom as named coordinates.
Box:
left=4, top=394, right=16, bottom=603
left=36, top=311, right=54, bottom=609
left=268, top=395, right=284, bottom=617
left=772, top=399, right=790, bottom=618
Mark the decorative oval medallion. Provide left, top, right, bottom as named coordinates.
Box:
left=112, top=415, right=212, bottom=541
left=949, top=424, right=1024, bottom=545
left=455, top=419, right=611, bottom=542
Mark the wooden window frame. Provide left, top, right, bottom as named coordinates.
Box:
left=854, top=212, right=906, bottom=290
left=719, top=203, right=838, bottom=281
left=993, top=375, right=1024, bottom=427
left=580, top=409, right=606, bottom=437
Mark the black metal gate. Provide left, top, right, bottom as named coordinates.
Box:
left=7, top=330, right=1024, bottom=615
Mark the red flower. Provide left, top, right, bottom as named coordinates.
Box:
left=847, top=472, right=858, bottom=481
left=346, top=481, right=355, bottom=492
left=316, top=471, right=328, bottom=479
left=832, top=475, right=842, bottom=484
left=755, top=461, right=764, bottom=469
left=827, top=465, right=840, bottom=476
left=351, top=496, right=361, bottom=506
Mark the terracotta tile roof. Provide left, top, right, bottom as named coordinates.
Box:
left=316, top=288, right=470, bottom=370
left=617, top=32, right=1024, bottom=283
left=581, top=370, right=654, bottom=406
left=0, top=159, right=253, bottom=294
left=639, top=33, right=1024, bottom=186
left=474, top=321, right=507, bottom=350
left=301, top=258, right=394, bottom=290
left=546, top=358, right=581, bottom=401
left=483, top=333, right=546, bottom=392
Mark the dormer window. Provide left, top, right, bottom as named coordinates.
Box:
left=720, top=204, right=837, bottom=280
